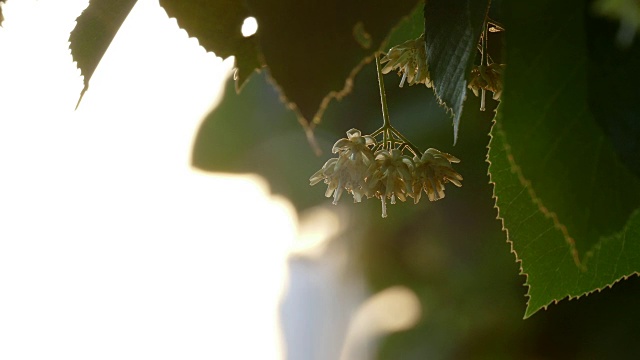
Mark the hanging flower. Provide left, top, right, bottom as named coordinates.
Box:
left=468, top=63, right=505, bottom=100
left=309, top=129, right=376, bottom=204
left=332, top=128, right=376, bottom=164
left=367, top=149, right=415, bottom=217
left=412, top=148, right=463, bottom=203
left=380, top=34, right=432, bottom=88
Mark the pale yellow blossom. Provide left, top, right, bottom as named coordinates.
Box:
left=412, top=148, right=463, bottom=203
left=367, top=149, right=415, bottom=217
left=380, top=34, right=432, bottom=88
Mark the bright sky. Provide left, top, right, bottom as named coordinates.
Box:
left=0, top=1, right=294, bottom=359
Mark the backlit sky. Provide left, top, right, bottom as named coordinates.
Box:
left=0, top=1, right=293, bottom=358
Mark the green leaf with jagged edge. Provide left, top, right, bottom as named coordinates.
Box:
left=489, top=120, right=640, bottom=319
left=423, top=0, right=490, bottom=144
left=158, top=0, right=261, bottom=92
left=489, top=0, right=640, bottom=318
left=69, top=0, right=138, bottom=107
left=243, top=0, right=421, bottom=126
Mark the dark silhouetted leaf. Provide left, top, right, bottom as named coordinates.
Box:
left=423, top=0, right=490, bottom=143
left=244, top=0, right=421, bottom=125
left=69, top=0, right=137, bottom=107
left=489, top=0, right=640, bottom=317
left=159, top=0, right=261, bottom=92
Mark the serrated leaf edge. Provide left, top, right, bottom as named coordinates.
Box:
left=489, top=117, right=640, bottom=318
left=425, top=1, right=491, bottom=145
left=487, top=118, right=583, bottom=318
left=159, top=7, right=263, bottom=91
left=69, top=0, right=138, bottom=109
left=259, top=3, right=423, bottom=155
left=524, top=224, right=640, bottom=318
left=259, top=53, right=371, bottom=156
left=430, top=82, right=461, bottom=143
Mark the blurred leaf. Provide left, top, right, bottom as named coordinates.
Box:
left=244, top=0, right=421, bottom=125
left=382, top=3, right=424, bottom=52
left=159, top=0, right=261, bottom=91
left=489, top=121, right=640, bottom=319
left=69, top=0, right=137, bottom=107
left=0, top=0, right=6, bottom=26
left=191, top=73, right=328, bottom=211
left=423, top=0, right=490, bottom=144
left=593, top=0, right=640, bottom=46
left=489, top=0, right=640, bottom=317
left=587, top=15, right=640, bottom=177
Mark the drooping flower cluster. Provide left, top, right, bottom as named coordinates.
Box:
left=380, top=34, right=432, bottom=88
left=412, top=149, right=463, bottom=203
left=310, top=129, right=462, bottom=218
left=309, top=129, right=375, bottom=204
left=468, top=63, right=505, bottom=100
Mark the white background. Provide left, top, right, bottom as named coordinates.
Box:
left=0, top=1, right=294, bottom=358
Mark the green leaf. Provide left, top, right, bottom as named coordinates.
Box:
left=489, top=0, right=640, bottom=317
left=383, top=3, right=425, bottom=50
left=69, top=0, right=138, bottom=107
left=489, top=121, right=640, bottom=318
left=244, top=0, right=421, bottom=125
left=423, top=0, right=490, bottom=144
left=158, top=0, right=261, bottom=92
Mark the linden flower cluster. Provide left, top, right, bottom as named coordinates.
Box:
left=310, top=129, right=462, bottom=218
left=380, top=34, right=432, bottom=88
left=468, top=63, right=505, bottom=100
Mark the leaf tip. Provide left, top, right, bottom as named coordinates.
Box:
left=75, top=87, right=88, bottom=110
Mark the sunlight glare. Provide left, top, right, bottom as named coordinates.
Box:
left=241, top=16, right=258, bottom=37
left=339, top=286, right=422, bottom=360
left=292, top=205, right=344, bottom=258
left=0, top=1, right=293, bottom=359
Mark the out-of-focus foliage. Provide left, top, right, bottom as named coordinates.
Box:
left=587, top=12, right=640, bottom=176
left=0, top=0, right=6, bottom=26
left=593, top=0, right=640, bottom=46
left=490, top=0, right=640, bottom=317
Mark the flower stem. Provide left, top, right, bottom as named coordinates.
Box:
left=373, top=53, right=423, bottom=157
left=376, top=54, right=391, bottom=129
left=480, top=23, right=488, bottom=112
left=389, top=126, right=421, bottom=157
